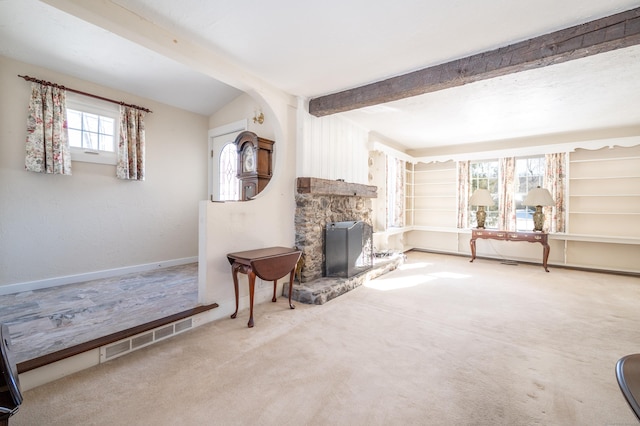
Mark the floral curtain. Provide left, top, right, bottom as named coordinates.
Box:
left=457, top=160, right=470, bottom=228
left=117, top=106, right=146, bottom=181
left=544, top=153, right=566, bottom=233
left=25, top=83, right=72, bottom=175
left=498, top=157, right=516, bottom=230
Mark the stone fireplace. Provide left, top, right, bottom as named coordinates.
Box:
left=295, top=177, right=377, bottom=283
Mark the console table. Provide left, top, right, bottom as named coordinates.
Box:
left=469, top=230, right=550, bottom=272
left=227, top=247, right=302, bottom=328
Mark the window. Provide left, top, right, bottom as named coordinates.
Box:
left=386, top=156, right=405, bottom=228
left=67, top=109, right=115, bottom=151
left=515, top=157, right=545, bottom=231
left=66, top=94, right=119, bottom=165
left=467, top=156, right=546, bottom=230
left=219, top=143, right=239, bottom=201
left=469, top=160, right=499, bottom=228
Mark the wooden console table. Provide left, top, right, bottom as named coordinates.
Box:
left=470, top=229, right=550, bottom=272
left=227, top=247, right=302, bottom=328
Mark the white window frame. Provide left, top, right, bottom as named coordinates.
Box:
left=386, top=156, right=404, bottom=229
left=469, top=160, right=499, bottom=229
left=515, top=156, right=545, bottom=231
left=467, top=155, right=546, bottom=230
left=66, top=93, right=119, bottom=165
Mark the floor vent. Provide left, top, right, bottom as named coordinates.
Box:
left=105, top=340, right=130, bottom=359
left=132, top=332, right=153, bottom=349
left=154, top=325, right=173, bottom=340
left=99, top=316, right=194, bottom=362
left=175, top=318, right=192, bottom=333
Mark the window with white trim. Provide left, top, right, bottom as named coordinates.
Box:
left=66, top=94, right=119, bottom=165
left=467, top=156, right=547, bottom=230
left=386, top=156, right=405, bottom=228
left=469, top=160, right=499, bottom=228
left=515, top=156, right=545, bottom=231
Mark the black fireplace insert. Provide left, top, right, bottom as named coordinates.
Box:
left=324, top=221, right=373, bottom=278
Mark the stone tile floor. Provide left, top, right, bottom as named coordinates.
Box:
left=0, top=263, right=198, bottom=363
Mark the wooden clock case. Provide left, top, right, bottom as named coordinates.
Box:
left=235, top=131, right=274, bottom=200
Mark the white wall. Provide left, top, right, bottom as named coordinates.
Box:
left=198, top=89, right=298, bottom=317
left=0, top=56, right=209, bottom=288
left=209, top=93, right=274, bottom=141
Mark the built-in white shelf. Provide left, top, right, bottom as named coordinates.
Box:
left=408, top=209, right=457, bottom=212
left=397, top=226, right=640, bottom=245
left=569, top=211, right=640, bottom=215
left=411, top=195, right=457, bottom=198
left=569, top=155, right=640, bottom=163
left=570, top=176, right=640, bottom=180
left=570, top=194, right=640, bottom=197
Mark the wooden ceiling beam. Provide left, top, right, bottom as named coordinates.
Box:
left=309, top=7, right=640, bottom=117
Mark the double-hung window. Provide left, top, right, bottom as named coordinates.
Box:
left=515, top=157, right=545, bottom=231
left=66, top=93, right=119, bottom=165
left=467, top=155, right=545, bottom=230
left=469, top=160, right=499, bottom=228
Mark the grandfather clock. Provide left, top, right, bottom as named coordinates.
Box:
left=235, top=131, right=274, bottom=200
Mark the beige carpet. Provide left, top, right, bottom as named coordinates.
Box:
left=11, top=251, right=640, bottom=425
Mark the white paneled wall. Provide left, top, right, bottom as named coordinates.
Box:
left=297, top=99, right=369, bottom=184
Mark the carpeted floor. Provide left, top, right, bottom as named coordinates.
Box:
left=10, top=251, right=640, bottom=425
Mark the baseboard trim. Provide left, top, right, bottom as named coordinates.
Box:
left=0, top=257, right=198, bottom=296
left=409, top=249, right=640, bottom=277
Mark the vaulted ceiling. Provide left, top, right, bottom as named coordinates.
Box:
left=1, top=0, right=639, bottom=152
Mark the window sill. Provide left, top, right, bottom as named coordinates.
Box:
left=71, top=149, right=116, bottom=165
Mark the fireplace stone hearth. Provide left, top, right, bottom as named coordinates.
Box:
left=284, top=252, right=404, bottom=305
left=291, top=177, right=404, bottom=304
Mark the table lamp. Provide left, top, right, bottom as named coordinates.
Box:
left=469, top=189, right=494, bottom=229
left=522, top=186, right=555, bottom=232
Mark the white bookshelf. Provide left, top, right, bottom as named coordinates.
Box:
left=568, top=146, right=640, bottom=238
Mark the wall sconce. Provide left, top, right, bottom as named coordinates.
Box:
left=253, top=110, right=264, bottom=125
left=469, top=189, right=495, bottom=229
left=522, top=186, right=555, bottom=232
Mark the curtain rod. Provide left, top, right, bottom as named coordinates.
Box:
left=18, top=75, right=152, bottom=113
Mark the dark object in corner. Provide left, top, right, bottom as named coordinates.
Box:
left=0, top=323, right=22, bottom=424
left=616, top=353, right=640, bottom=422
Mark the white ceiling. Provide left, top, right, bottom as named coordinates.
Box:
left=1, top=0, right=639, bottom=151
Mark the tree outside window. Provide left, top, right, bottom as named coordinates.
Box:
left=67, top=109, right=115, bottom=152
left=515, top=157, right=545, bottom=231
left=469, top=161, right=498, bottom=228
left=467, top=156, right=546, bottom=230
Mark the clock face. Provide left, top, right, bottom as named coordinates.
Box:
left=242, top=144, right=256, bottom=173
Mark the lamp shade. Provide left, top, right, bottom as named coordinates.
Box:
left=469, top=189, right=495, bottom=206
left=522, top=187, right=555, bottom=206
